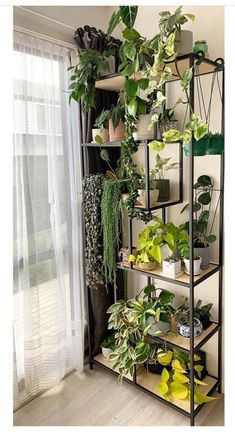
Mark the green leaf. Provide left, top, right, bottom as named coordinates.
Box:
left=95, top=135, right=103, bottom=144
left=194, top=377, right=208, bottom=386
left=124, top=79, right=138, bottom=98
left=158, top=289, right=175, bottom=305
left=148, top=140, right=165, bottom=151
left=198, top=210, right=209, bottom=223
left=148, top=245, right=161, bottom=263
left=172, top=360, right=187, bottom=373
left=197, top=175, right=212, bottom=187
left=137, top=97, right=147, bottom=115
left=123, top=42, right=136, bottom=61
left=107, top=10, right=121, bottom=36
left=144, top=284, right=156, bottom=295
left=170, top=382, right=188, bottom=399
left=127, top=97, right=138, bottom=117
left=161, top=367, right=170, bottom=383
left=137, top=78, right=149, bottom=90
left=181, top=67, right=193, bottom=90
left=158, top=381, right=169, bottom=395
left=194, top=391, right=217, bottom=404
left=162, top=129, right=182, bottom=142
left=173, top=372, right=189, bottom=384
left=194, top=364, right=204, bottom=378
left=165, top=233, right=175, bottom=250
left=100, top=149, right=110, bottom=161
left=185, top=13, right=195, bottom=22
left=206, top=234, right=216, bottom=244
left=122, top=27, right=141, bottom=41
left=119, top=6, right=138, bottom=28
left=158, top=352, right=173, bottom=365
left=180, top=202, right=201, bottom=214
left=194, top=124, right=208, bottom=141
left=198, top=192, right=211, bottom=205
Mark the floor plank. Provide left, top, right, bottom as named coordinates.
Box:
left=13, top=367, right=224, bottom=427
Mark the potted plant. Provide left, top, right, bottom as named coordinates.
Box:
left=180, top=174, right=217, bottom=269
left=100, top=335, right=116, bottom=358
left=157, top=349, right=216, bottom=404
left=157, top=107, right=177, bottom=139
left=162, top=253, right=182, bottom=279
left=145, top=345, right=173, bottom=374
left=133, top=98, right=156, bottom=141
left=177, top=315, right=203, bottom=338
left=109, top=101, right=125, bottom=142
left=92, top=109, right=109, bottom=143
left=107, top=284, right=175, bottom=381
left=146, top=288, right=175, bottom=336
left=178, top=240, right=202, bottom=276
left=136, top=167, right=159, bottom=207
left=153, top=153, right=179, bottom=202
left=194, top=299, right=213, bottom=330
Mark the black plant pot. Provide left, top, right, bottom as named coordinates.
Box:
left=144, top=361, right=169, bottom=375
left=195, top=350, right=207, bottom=380
left=156, top=179, right=170, bottom=202
left=198, top=314, right=211, bottom=330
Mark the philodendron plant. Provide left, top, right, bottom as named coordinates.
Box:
left=158, top=349, right=216, bottom=404
left=106, top=284, right=175, bottom=381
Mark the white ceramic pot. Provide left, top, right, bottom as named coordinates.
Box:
left=162, top=259, right=182, bottom=278
left=101, top=347, right=112, bottom=359
left=109, top=119, right=125, bottom=142
left=133, top=114, right=155, bottom=141
left=138, top=261, right=157, bottom=271
left=92, top=128, right=109, bottom=143
left=137, top=189, right=159, bottom=207
left=184, top=256, right=202, bottom=275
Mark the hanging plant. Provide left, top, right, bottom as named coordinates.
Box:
left=83, top=174, right=105, bottom=289
left=101, top=178, right=122, bottom=288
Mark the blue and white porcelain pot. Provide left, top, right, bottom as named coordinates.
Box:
left=177, top=317, right=203, bottom=338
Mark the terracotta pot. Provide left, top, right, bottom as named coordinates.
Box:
left=109, top=119, right=125, bottom=142
left=138, top=261, right=157, bottom=271
left=133, top=114, right=155, bottom=141
left=92, top=128, right=109, bottom=143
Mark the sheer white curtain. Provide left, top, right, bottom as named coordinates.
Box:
left=13, top=32, right=85, bottom=409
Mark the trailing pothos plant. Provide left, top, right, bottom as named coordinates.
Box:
left=158, top=349, right=216, bottom=404
left=107, top=283, right=175, bottom=381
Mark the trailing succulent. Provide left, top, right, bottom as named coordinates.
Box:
left=83, top=174, right=105, bottom=289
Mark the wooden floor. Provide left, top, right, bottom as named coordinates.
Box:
left=13, top=366, right=224, bottom=427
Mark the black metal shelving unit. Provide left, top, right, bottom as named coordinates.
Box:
left=81, top=52, right=224, bottom=426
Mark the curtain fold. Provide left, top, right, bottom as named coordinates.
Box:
left=13, top=32, right=85, bottom=410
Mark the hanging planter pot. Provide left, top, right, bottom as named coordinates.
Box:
left=133, top=114, right=155, bottom=141
left=184, top=135, right=209, bottom=156
left=156, top=179, right=170, bottom=202
left=177, top=317, right=203, bottom=338
left=206, top=134, right=224, bottom=155
left=175, top=30, right=193, bottom=55
left=157, top=120, right=178, bottom=139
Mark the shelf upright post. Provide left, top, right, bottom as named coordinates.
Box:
left=189, top=53, right=195, bottom=426
left=145, top=140, right=150, bottom=210
left=218, top=66, right=225, bottom=393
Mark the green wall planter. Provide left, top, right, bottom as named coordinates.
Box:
left=156, top=179, right=170, bottom=202
left=184, top=135, right=209, bottom=156
left=206, top=134, right=224, bottom=155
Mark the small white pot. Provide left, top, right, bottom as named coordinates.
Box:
left=92, top=127, right=109, bottom=143
left=101, top=347, right=112, bottom=359
left=184, top=256, right=202, bottom=275
left=162, top=259, right=182, bottom=278
left=133, top=114, right=155, bottom=141
left=121, top=193, right=129, bottom=203
left=137, top=189, right=159, bottom=207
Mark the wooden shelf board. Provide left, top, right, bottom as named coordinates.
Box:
left=81, top=141, right=122, bottom=147
left=93, top=353, right=133, bottom=381
left=154, top=321, right=218, bottom=351
left=135, top=199, right=180, bottom=210
left=136, top=365, right=218, bottom=413
left=117, top=263, right=219, bottom=286
left=95, top=58, right=216, bottom=92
